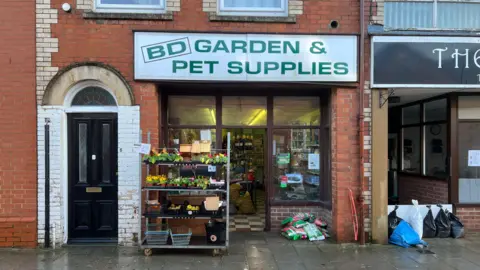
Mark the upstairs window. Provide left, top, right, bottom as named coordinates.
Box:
left=218, top=0, right=288, bottom=17
left=95, top=0, right=165, bottom=13
left=385, top=0, right=480, bottom=30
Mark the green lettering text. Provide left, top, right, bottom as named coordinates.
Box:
left=228, top=61, right=243, bottom=74
left=195, top=40, right=211, bottom=53
left=173, top=60, right=188, bottom=73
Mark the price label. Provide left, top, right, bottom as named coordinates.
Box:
left=208, top=165, right=216, bottom=172
left=280, top=175, right=288, bottom=188
left=137, top=143, right=151, bottom=154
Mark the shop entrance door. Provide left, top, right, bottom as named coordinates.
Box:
left=68, top=113, right=118, bottom=242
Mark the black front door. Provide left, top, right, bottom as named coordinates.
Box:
left=68, top=113, right=118, bottom=241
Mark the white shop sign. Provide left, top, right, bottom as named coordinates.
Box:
left=134, top=32, right=358, bottom=82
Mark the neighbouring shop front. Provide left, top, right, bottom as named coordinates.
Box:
left=134, top=32, right=359, bottom=238
left=372, top=35, right=480, bottom=233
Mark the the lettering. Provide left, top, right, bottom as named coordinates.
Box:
left=333, top=62, right=348, bottom=75
left=281, top=62, right=296, bottom=74
left=310, top=42, right=326, bottom=54
left=231, top=40, right=247, bottom=53
left=228, top=61, right=243, bottom=74
left=213, top=40, right=230, bottom=53
left=147, top=46, right=166, bottom=60
left=250, top=41, right=266, bottom=53
left=268, top=41, right=282, bottom=54
left=452, top=49, right=470, bottom=69
left=173, top=60, right=188, bottom=73
left=195, top=40, right=211, bottom=53
left=432, top=47, right=448, bottom=68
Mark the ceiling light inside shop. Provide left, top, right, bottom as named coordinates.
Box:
left=248, top=109, right=266, bottom=126
left=209, top=108, right=216, bottom=125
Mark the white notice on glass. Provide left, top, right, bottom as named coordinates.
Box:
left=200, top=130, right=212, bottom=141
left=308, top=154, right=320, bottom=170
left=138, top=143, right=151, bottom=154
left=468, top=150, right=480, bottom=167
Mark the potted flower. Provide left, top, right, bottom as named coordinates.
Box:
left=159, top=175, right=167, bottom=187
left=146, top=175, right=154, bottom=187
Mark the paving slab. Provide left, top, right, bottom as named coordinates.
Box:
left=1, top=233, right=480, bottom=270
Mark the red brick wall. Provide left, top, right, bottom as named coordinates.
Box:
left=0, top=0, right=37, bottom=248
left=456, top=207, right=480, bottom=233
left=271, top=206, right=332, bottom=233
left=332, top=87, right=361, bottom=242
left=398, top=174, right=448, bottom=205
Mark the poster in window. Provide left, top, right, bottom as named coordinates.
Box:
left=468, top=150, right=480, bottom=167
left=308, top=153, right=320, bottom=170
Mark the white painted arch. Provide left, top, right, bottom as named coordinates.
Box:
left=42, top=63, right=134, bottom=106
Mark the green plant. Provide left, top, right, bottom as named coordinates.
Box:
left=200, top=153, right=228, bottom=165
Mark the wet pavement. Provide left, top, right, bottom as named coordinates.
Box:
left=1, top=232, right=480, bottom=270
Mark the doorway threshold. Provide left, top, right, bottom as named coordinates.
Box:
left=67, top=238, right=118, bottom=246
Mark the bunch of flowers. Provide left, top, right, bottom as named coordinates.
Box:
left=200, top=153, right=228, bottom=165
left=145, top=174, right=167, bottom=186
left=143, top=148, right=183, bottom=164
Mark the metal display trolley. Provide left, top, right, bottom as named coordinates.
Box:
left=140, top=133, right=231, bottom=256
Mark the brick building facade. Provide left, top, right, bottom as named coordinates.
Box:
left=0, top=0, right=37, bottom=248
left=1, top=0, right=380, bottom=248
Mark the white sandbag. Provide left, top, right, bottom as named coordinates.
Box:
left=408, top=199, right=423, bottom=239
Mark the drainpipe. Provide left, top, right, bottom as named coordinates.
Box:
left=358, top=0, right=366, bottom=246
left=45, top=119, right=51, bottom=248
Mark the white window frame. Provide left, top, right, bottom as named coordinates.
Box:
left=217, top=0, right=288, bottom=17
left=95, top=0, right=166, bottom=14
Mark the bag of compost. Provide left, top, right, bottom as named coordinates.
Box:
left=388, top=205, right=403, bottom=237
left=423, top=205, right=437, bottom=238
left=435, top=205, right=451, bottom=238
left=446, top=209, right=465, bottom=239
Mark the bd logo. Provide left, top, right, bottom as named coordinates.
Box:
left=141, top=37, right=191, bottom=63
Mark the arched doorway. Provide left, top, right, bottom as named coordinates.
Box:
left=38, top=63, right=139, bottom=246
left=67, top=85, right=118, bottom=242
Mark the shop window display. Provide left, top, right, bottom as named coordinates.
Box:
left=272, top=129, right=320, bottom=202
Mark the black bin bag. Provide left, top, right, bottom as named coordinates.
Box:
left=435, top=205, right=451, bottom=238
left=388, top=205, right=403, bottom=238
left=447, top=210, right=465, bottom=239
left=423, top=205, right=437, bottom=238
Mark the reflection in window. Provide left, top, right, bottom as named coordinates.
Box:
left=168, top=96, right=216, bottom=125
left=424, top=124, right=447, bottom=178
left=102, top=124, right=111, bottom=183
left=425, top=99, right=447, bottom=122
left=402, top=127, right=420, bottom=173
left=222, top=96, right=267, bottom=126
left=71, top=87, right=116, bottom=106
left=78, top=123, right=87, bottom=184
left=272, top=129, right=320, bottom=202
left=274, top=97, right=320, bottom=126
left=168, top=128, right=216, bottom=149
left=402, top=105, right=420, bottom=125
left=459, top=122, right=480, bottom=203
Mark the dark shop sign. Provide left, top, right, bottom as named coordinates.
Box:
left=372, top=36, right=480, bottom=88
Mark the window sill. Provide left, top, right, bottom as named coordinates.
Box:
left=209, top=14, right=296, bottom=24
left=83, top=11, right=173, bottom=21
left=270, top=200, right=332, bottom=210
left=454, top=203, right=480, bottom=207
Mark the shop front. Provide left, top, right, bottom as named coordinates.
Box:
left=135, top=32, right=359, bottom=236
left=371, top=35, right=480, bottom=233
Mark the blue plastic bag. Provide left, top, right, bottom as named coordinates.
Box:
left=389, top=220, right=428, bottom=248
